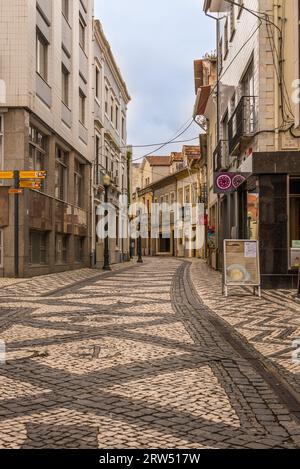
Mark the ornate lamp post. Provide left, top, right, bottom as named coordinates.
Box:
left=103, top=174, right=112, bottom=271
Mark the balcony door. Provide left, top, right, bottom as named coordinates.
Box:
left=242, top=61, right=255, bottom=134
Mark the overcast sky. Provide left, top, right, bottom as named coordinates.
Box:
left=94, top=0, right=215, bottom=160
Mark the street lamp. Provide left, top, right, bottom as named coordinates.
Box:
left=137, top=208, right=143, bottom=263
left=103, top=174, right=112, bottom=271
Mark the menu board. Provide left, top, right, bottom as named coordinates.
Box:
left=223, top=240, right=261, bottom=296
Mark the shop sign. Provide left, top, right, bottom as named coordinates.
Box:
left=223, top=239, right=261, bottom=297
left=214, top=172, right=251, bottom=194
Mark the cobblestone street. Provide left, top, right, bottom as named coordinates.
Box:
left=0, top=258, right=300, bottom=449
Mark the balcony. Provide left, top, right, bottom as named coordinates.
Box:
left=213, top=140, right=229, bottom=171
left=228, top=96, right=257, bottom=155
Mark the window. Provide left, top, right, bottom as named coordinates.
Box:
left=29, top=125, right=47, bottom=190
left=121, top=115, right=125, bottom=140
left=55, top=147, right=68, bottom=201
left=0, top=115, right=3, bottom=169
left=95, top=134, right=100, bottom=184
left=62, top=65, right=69, bottom=106
left=95, top=67, right=100, bottom=100
left=185, top=186, right=191, bottom=204
left=237, top=0, right=243, bottom=19
left=0, top=229, right=3, bottom=267
left=55, top=234, right=68, bottom=265
left=105, top=85, right=109, bottom=114
left=110, top=96, right=114, bottom=122
left=79, top=15, right=86, bottom=50
left=192, top=183, right=198, bottom=204
left=218, top=38, right=223, bottom=74
left=115, top=104, right=119, bottom=130
left=75, top=236, right=84, bottom=262
left=224, top=19, right=229, bottom=58
left=62, top=0, right=69, bottom=20
left=29, top=231, right=48, bottom=265
left=230, top=4, right=236, bottom=39
left=79, top=89, right=86, bottom=125
left=36, top=30, right=48, bottom=81
left=74, top=159, right=84, bottom=207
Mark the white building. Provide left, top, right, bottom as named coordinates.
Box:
left=92, top=20, right=131, bottom=267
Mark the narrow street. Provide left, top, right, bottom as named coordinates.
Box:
left=0, top=258, right=299, bottom=449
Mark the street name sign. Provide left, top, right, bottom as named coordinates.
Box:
left=20, top=181, right=42, bottom=189
left=19, top=170, right=47, bottom=179
left=223, top=239, right=261, bottom=298
left=0, top=171, right=14, bottom=179
left=8, top=188, right=23, bottom=195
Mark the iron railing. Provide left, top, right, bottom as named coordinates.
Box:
left=228, top=96, right=257, bottom=155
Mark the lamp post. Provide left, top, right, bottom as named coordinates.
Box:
left=103, top=174, right=112, bottom=271
left=137, top=209, right=143, bottom=263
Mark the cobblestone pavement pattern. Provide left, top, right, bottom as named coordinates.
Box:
left=0, top=258, right=300, bottom=449
left=190, top=260, right=300, bottom=399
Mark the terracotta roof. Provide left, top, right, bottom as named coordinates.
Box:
left=146, top=156, right=171, bottom=166
left=183, top=145, right=200, bottom=160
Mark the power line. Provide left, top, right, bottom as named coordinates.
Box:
left=141, top=119, right=195, bottom=159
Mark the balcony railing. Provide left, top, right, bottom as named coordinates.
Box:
left=228, top=96, right=257, bottom=155
left=213, top=140, right=229, bottom=171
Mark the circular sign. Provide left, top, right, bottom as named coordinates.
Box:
left=216, top=174, right=232, bottom=191
left=232, top=174, right=246, bottom=189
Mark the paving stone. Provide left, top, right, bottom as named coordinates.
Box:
left=0, top=258, right=299, bottom=448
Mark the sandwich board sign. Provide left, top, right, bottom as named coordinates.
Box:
left=223, top=239, right=261, bottom=298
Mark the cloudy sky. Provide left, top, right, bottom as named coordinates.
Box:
left=95, top=0, right=215, bottom=160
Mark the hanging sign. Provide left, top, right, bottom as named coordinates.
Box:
left=223, top=239, right=261, bottom=297
left=214, top=172, right=251, bottom=194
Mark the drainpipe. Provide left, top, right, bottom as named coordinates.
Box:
left=274, top=1, right=280, bottom=152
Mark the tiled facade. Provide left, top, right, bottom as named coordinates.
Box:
left=0, top=1, right=130, bottom=277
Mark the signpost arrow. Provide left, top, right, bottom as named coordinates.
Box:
left=20, top=181, right=42, bottom=189
left=0, top=171, right=14, bottom=179
left=19, top=170, right=47, bottom=179
left=8, top=188, right=23, bottom=195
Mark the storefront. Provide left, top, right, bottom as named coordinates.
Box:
left=249, top=151, right=300, bottom=288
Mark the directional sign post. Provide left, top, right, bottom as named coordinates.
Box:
left=3, top=169, right=47, bottom=277
left=13, top=170, right=20, bottom=278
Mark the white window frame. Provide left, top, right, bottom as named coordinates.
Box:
left=79, top=14, right=86, bottom=51
left=36, top=30, right=48, bottom=81
left=61, top=64, right=70, bottom=107
left=95, top=64, right=101, bottom=102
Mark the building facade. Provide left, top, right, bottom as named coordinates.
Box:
left=0, top=1, right=130, bottom=277
left=132, top=146, right=205, bottom=259
left=92, top=20, right=131, bottom=268
left=203, top=0, right=300, bottom=288
left=0, top=0, right=95, bottom=277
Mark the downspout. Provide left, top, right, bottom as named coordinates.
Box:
left=274, top=1, right=280, bottom=151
